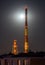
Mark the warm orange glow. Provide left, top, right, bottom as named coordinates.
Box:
left=25, top=29, right=28, bottom=35
left=25, top=45, right=28, bottom=50
left=14, top=45, right=17, bottom=48
left=14, top=50, right=17, bottom=54
left=24, top=42, right=29, bottom=53
left=12, top=40, right=18, bottom=55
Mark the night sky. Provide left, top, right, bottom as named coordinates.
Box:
left=0, top=0, right=45, bottom=55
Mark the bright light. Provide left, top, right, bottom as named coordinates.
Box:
left=19, top=14, right=25, bottom=20
left=11, top=9, right=33, bottom=25
left=12, top=12, right=25, bottom=23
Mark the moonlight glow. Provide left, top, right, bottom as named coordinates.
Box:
left=12, top=11, right=25, bottom=23
left=19, top=14, right=25, bottom=20
left=11, top=9, right=33, bottom=24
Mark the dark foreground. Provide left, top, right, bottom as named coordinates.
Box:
left=0, top=52, right=45, bottom=65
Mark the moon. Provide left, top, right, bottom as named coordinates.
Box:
left=10, top=9, right=33, bottom=24
left=19, top=14, right=25, bottom=20
left=12, top=11, right=25, bottom=23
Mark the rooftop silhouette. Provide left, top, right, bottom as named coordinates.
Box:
left=0, top=51, right=45, bottom=58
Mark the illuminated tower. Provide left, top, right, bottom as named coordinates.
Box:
left=12, top=40, right=18, bottom=55
left=24, top=7, right=29, bottom=53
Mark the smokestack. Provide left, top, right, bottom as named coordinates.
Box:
left=12, top=40, right=18, bottom=55
left=24, top=6, right=29, bottom=53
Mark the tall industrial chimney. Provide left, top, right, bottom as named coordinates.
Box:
left=12, top=40, right=18, bottom=55
left=24, top=6, right=29, bottom=53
